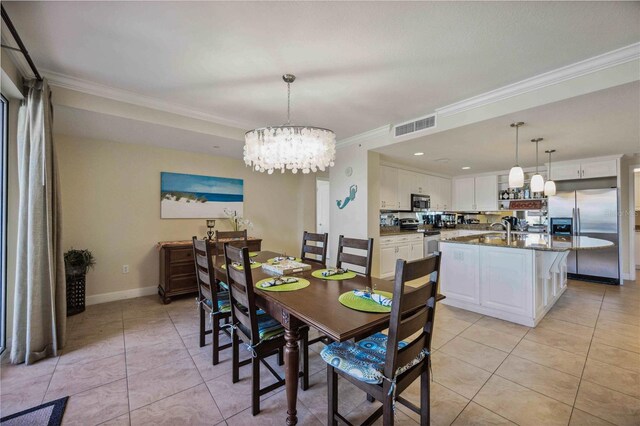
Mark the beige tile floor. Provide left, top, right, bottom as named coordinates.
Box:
left=1, top=279, right=639, bottom=425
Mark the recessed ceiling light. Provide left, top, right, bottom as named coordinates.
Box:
left=462, top=166, right=471, bottom=170
left=414, top=152, right=424, bottom=156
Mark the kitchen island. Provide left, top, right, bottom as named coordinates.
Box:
left=439, top=233, right=613, bottom=326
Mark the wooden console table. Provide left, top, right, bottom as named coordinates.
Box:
left=156, top=237, right=262, bottom=304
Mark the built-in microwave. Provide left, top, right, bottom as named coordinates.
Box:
left=411, top=194, right=431, bottom=212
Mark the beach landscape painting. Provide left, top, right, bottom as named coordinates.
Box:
left=161, top=172, right=244, bottom=219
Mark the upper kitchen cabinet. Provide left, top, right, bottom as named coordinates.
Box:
left=549, top=158, right=618, bottom=181
left=380, top=165, right=399, bottom=210
left=430, top=176, right=452, bottom=211
left=452, top=177, right=475, bottom=211
left=452, top=175, right=498, bottom=211
left=397, top=169, right=414, bottom=210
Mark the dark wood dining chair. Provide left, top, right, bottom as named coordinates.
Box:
left=309, top=235, right=375, bottom=346
left=214, top=229, right=248, bottom=253
left=223, top=243, right=310, bottom=416
left=192, top=237, right=232, bottom=365
left=300, top=231, right=329, bottom=265
left=336, top=235, right=374, bottom=276
left=321, top=254, right=441, bottom=425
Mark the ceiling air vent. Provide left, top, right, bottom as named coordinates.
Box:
left=394, top=114, right=436, bottom=137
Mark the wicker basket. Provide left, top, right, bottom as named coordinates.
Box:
left=66, top=266, right=86, bottom=316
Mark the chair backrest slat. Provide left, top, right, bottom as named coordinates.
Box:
left=215, top=230, right=248, bottom=254
left=383, top=254, right=440, bottom=380
left=300, top=231, right=328, bottom=264
left=336, top=235, right=374, bottom=276
left=224, top=243, right=260, bottom=344
left=192, top=236, right=218, bottom=307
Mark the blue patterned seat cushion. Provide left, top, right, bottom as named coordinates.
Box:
left=203, top=291, right=231, bottom=313
left=320, top=332, right=428, bottom=384
left=237, top=313, right=285, bottom=342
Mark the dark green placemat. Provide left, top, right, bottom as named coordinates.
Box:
left=338, top=290, right=393, bottom=313
left=256, top=277, right=310, bottom=292
left=312, top=269, right=357, bottom=280
left=221, top=262, right=262, bottom=270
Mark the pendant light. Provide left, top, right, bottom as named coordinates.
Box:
left=530, top=137, right=545, bottom=193
left=544, top=149, right=557, bottom=196
left=508, top=122, right=525, bottom=188
left=244, top=74, right=336, bottom=174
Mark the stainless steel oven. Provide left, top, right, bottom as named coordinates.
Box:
left=411, top=194, right=430, bottom=212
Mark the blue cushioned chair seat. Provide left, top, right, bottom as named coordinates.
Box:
left=237, top=313, right=285, bottom=342
left=320, top=332, right=428, bottom=384
left=203, top=291, right=231, bottom=313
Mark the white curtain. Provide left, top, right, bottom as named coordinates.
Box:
left=10, top=79, right=66, bottom=365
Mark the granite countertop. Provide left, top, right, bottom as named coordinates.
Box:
left=441, top=233, right=614, bottom=252
left=380, top=226, right=548, bottom=237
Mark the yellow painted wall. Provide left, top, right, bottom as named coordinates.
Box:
left=56, top=135, right=316, bottom=300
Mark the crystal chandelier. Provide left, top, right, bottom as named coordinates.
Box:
left=244, top=74, right=336, bottom=174
left=530, top=137, right=545, bottom=193
left=508, top=122, right=525, bottom=188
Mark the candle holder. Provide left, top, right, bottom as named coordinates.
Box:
left=205, top=219, right=216, bottom=240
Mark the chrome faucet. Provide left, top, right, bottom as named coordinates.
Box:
left=490, top=220, right=512, bottom=241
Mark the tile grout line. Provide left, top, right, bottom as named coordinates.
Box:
left=448, top=320, right=532, bottom=426
left=120, top=306, right=133, bottom=425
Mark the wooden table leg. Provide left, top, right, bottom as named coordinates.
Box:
left=283, top=311, right=300, bottom=426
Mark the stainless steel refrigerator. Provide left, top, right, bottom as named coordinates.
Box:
left=548, top=188, right=619, bottom=284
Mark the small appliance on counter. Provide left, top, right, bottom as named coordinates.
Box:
left=550, top=217, right=572, bottom=235
left=411, top=194, right=431, bottom=212
left=399, top=218, right=420, bottom=230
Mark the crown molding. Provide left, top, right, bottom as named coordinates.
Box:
left=336, top=125, right=391, bottom=148
left=42, top=69, right=252, bottom=130
left=436, top=42, right=640, bottom=118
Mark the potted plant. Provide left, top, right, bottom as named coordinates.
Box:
left=64, top=249, right=95, bottom=316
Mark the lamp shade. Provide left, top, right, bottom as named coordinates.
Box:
left=509, top=166, right=524, bottom=188
left=544, top=179, right=556, bottom=196
left=530, top=173, right=545, bottom=193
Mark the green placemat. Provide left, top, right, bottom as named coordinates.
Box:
left=312, top=269, right=357, bottom=280
left=266, top=257, right=302, bottom=264
left=221, top=262, right=262, bottom=270
left=339, top=290, right=393, bottom=313
left=249, top=252, right=259, bottom=258
left=256, top=277, right=310, bottom=292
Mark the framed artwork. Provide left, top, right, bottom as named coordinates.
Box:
left=161, top=172, right=244, bottom=219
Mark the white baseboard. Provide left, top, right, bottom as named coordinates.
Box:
left=86, top=285, right=158, bottom=306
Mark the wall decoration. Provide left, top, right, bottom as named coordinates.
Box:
left=161, top=172, right=244, bottom=219
left=336, top=184, right=357, bottom=209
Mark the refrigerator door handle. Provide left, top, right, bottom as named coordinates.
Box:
left=572, top=208, right=577, bottom=236
left=576, top=207, right=581, bottom=235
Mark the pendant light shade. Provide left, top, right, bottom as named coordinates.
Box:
left=530, top=173, right=544, bottom=192
left=509, top=166, right=525, bottom=188
left=509, top=122, right=525, bottom=188
left=544, top=149, right=557, bottom=196
left=530, top=137, right=545, bottom=193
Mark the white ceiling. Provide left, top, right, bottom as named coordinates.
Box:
left=376, top=82, right=640, bottom=176
left=54, top=106, right=243, bottom=158
left=4, top=1, right=640, bottom=139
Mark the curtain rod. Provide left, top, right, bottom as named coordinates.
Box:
left=1, top=5, right=42, bottom=81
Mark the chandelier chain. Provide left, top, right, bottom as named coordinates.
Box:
left=287, top=81, right=291, bottom=125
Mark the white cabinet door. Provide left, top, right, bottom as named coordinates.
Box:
left=439, top=243, right=480, bottom=304
left=414, top=173, right=430, bottom=195
left=581, top=159, right=617, bottom=179
left=397, top=169, right=413, bottom=210
left=380, top=245, right=397, bottom=278
left=396, top=243, right=410, bottom=262
left=440, top=178, right=452, bottom=211
left=380, top=166, right=399, bottom=209
left=635, top=173, right=640, bottom=210
left=552, top=163, right=582, bottom=181
left=453, top=177, right=475, bottom=211
left=409, top=241, right=424, bottom=260
left=479, top=247, right=533, bottom=317
left=474, top=175, right=498, bottom=211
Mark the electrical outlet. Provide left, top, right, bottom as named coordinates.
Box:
left=122, top=265, right=129, bottom=274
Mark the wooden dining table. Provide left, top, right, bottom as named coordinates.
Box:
left=213, top=250, right=442, bottom=425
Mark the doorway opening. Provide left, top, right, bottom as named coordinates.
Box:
left=316, top=178, right=330, bottom=259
